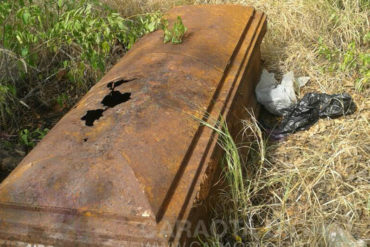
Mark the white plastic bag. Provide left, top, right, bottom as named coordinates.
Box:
left=255, top=70, right=297, bottom=115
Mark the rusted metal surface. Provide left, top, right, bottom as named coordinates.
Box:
left=0, top=5, right=266, bottom=246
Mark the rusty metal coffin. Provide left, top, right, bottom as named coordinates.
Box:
left=0, top=5, right=266, bottom=246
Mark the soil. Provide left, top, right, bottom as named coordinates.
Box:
left=0, top=143, right=25, bottom=181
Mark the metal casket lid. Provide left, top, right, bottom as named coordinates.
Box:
left=0, top=5, right=266, bottom=246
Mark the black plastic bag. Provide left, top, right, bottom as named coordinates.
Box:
left=275, top=93, right=356, bottom=135
left=318, top=93, right=356, bottom=118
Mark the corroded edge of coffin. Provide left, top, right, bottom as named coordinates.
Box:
left=0, top=5, right=267, bottom=246
left=170, top=9, right=267, bottom=246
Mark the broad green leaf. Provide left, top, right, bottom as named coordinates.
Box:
left=22, top=10, right=31, bottom=24
left=21, top=47, right=29, bottom=57
left=58, top=0, right=63, bottom=8
left=147, top=22, right=156, bottom=32
left=102, top=41, right=110, bottom=54
left=16, top=34, right=23, bottom=44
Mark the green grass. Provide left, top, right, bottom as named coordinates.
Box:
left=0, top=0, right=162, bottom=132
left=0, top=0, right=368, bottom=245
left=198, top=113, right=269, bottom=246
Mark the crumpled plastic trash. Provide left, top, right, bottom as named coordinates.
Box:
left=255, top=70, right=309, bottom=115
left=274, top=93, right=356, bottom=137
left=297, top=76, right=310, bottom=88
left=324, top=223, right=366, bottom=247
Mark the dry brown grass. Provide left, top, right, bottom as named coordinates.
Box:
left=196, top=0, right=369, bottom=91
left=104, top=0, right=369, bottom=245
left=192, top=0, right=369, bottom=246
left=101, top=0, right=194, bottom=16
left=230, top=109, right=369, bottom=246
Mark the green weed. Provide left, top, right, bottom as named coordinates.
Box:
left=161, top=16, right=187, bottom=44
left=0, top=84, right=16, bottom=127
left=198, top=113, right=267, bottom=246
left=0, top=0, right=162, bottom=131
left=19, top=127, right=49, bottom=148
left=318, top=36, right=369, bottom=91
left=56, top=93, right=69, bottom=108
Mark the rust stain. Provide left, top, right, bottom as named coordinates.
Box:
left=84, top=211, right=92, bottom=217
left=0, top=5, right=267, bottom=246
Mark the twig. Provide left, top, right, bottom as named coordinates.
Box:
left=0, top=48, right=28, bottom=73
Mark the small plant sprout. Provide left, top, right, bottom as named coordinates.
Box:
left=161, top=16, right=187, bottom=44
left=19, top=128, right=49, bottom=148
